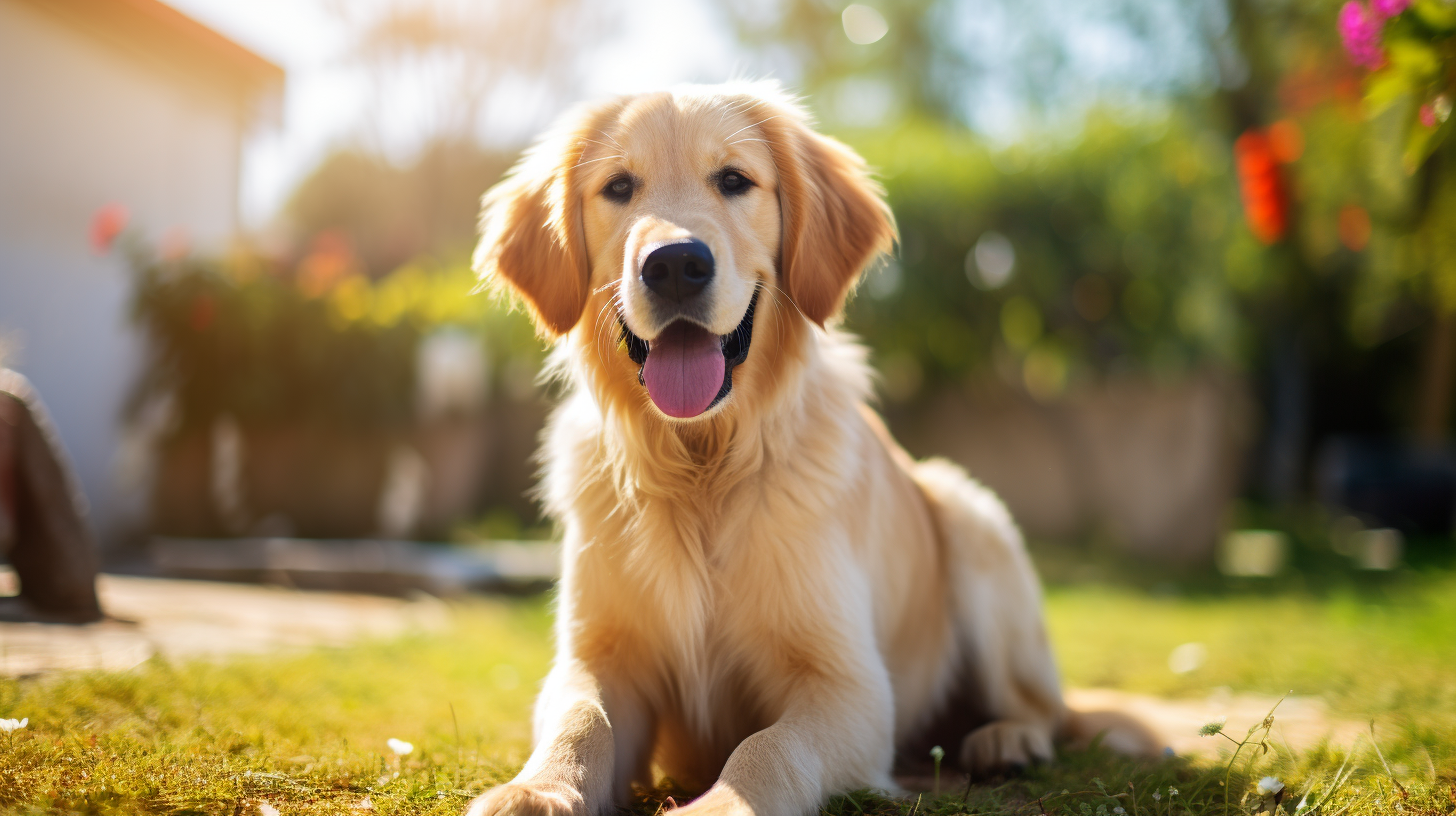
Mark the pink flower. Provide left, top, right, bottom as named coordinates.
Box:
left=1421, top=104, right=1438, bottom=128
left=1338, top=2, right=1385, bottom=68
left=1371, top=0, right=1408, bottom=17
left=89, top=203, right=129, bottom=254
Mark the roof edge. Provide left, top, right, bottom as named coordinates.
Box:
left=114, top=0, right=284, bottom=89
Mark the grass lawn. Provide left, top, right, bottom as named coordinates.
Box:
left=2, top=571, right=1454, bottom=816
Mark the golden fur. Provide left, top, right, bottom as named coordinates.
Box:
left=466, top=82, right=1159, bottom=816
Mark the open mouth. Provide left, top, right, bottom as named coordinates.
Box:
left=620, top=290, right=758, bottom=419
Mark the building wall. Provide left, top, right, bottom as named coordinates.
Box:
left=0, top=0, right=247, bottom=543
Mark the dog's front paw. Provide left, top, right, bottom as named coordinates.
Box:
left=463, top=781, right=583, bottom=816
left=670, top=785, right=754, bottom=816
left=959, top=720, right=1054, bottom=776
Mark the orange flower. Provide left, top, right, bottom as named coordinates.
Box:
left=1235, top=130, right=1290, bottom=244
left=297, top=230, right=359, bottom=297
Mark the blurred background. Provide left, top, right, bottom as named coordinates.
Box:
left=2, top=0, right=1455, bottom=591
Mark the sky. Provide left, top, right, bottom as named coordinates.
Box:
left=163, top=0, right=1210, bottom=230
left=163, top=0, right=746, bottom=228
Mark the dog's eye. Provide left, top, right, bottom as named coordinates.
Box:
left=603, top=176, right=635, bottom=203
left=718, top=170, right=752, bottom=197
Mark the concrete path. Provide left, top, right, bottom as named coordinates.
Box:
left=0, top=570, right=447, bottom=676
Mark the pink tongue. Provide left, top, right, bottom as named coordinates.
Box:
left=641, top=322, right=725, bottom=418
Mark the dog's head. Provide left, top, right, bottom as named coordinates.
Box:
left=475, top=83, right=894, bottom=422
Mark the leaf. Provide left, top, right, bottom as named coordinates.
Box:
left=1364, top=68, right=1413, bottom=116
left=1413, top=0, right=1456, bottom=30
left=1404, top=111, right=1453, bottom=173
left=1386, top=38, right=1442, bottom=80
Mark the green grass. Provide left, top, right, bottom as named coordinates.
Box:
left=2, top=573, right=1455, bottom=815
left=0, top=600, right=553, bottom=815
left=1049, top=580, right=1456, bottom=725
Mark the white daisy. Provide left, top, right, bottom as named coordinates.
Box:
left=1257, top=777, right=1284, bottom=795
left=387, top=738, right=414, bottom=756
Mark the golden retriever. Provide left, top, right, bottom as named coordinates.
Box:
left=466, top=81, right=1157, bottom=816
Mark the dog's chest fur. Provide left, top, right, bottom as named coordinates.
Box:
left=554, top=410, right=864, bottom=749
left=575, top=479, right=838, bottom=708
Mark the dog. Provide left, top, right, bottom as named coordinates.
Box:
left=466, top=81, right=1158, bottom=816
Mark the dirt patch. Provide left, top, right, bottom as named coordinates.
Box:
left=1066, top=687, right=1369, bottom=759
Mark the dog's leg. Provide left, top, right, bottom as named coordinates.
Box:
left=465, top=659, right=646, bottom=816
left=912, top=459, right=1067, bottom=776
left=671, top=661, right=897, bottom=816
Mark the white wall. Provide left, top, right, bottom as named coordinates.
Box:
left=0, top=0, right=246, bottom=543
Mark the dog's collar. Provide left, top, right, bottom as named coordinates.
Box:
left=618, top=290, right=759, bottom=411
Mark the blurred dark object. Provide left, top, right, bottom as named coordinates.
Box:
left=0, top=369, right=104, bottom=623
left=150, top=536, right=558, bottom=596
left=890, top=372, right=1252, bottom=565
left=1317, top=437, right=1456, bottom=536
left=150, top=416, right=492, bottom=540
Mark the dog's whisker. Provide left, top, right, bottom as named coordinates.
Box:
left=591, top=299, right=622, bottom=373
left=600, top=300, right=622, bottom=342
left=592, top=293, right=620, bottom=348
left=720, top=98, right=757, bottom=120
left=760, top=286, right=791, bottom=396
left=603, top=294, right=628, bottom=352
left=761, top=280, right=809, bottom=325
left=586, top=286, right=619, bottom=343
left=722, top=115, right=780, bottom=144
left=590, top=302, right=609, bottom=341
left=716, top=98, right=755, bottom=132
left=596, top=129, right=626, bottom=150
left=574, top=154, right=627, bottom=168
left=579, top=137, right=626, bottom=155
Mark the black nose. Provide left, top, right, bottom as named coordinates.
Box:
left=640, top=239, right=714, bottom=303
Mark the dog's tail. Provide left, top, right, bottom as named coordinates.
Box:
left=1060, top=707, right=1167, bottom=758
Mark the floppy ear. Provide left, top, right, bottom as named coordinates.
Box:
left=474, top=102, right=617, bottom=336
left=766, top=109, right=896, bottom=326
